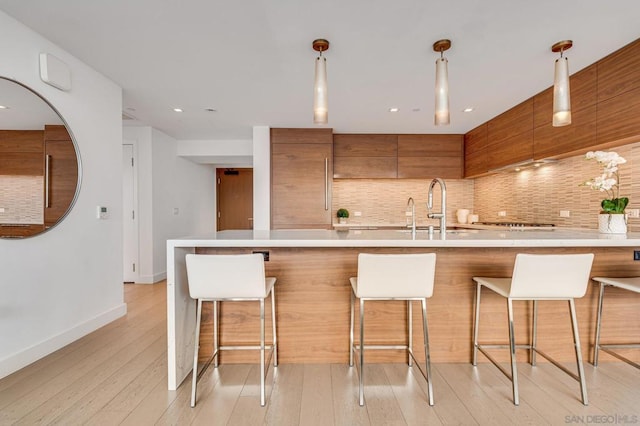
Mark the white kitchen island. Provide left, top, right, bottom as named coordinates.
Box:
left=167, top=229, right=640, bottom=390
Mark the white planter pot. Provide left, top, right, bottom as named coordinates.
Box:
left=598, top=213, right=627, bottom=234
left=339, top=218, right=347, bottom=224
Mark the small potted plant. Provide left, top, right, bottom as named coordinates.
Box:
left=337, top=208, right=349, bottom=224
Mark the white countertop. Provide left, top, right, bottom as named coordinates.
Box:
left=168, top=228, right=640, bottom=248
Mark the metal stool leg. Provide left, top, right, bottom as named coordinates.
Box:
left=359, top=298, right=365, bottom=407
left=213, top=300, right=219, bottom=368
left=408, top=300, right=413, bottom=366
left=349, top=290, right=355, bottom=367
left=569, top=299, right=589, bottom=405
left=260, top=298, right=266, bottom=406
left=593, top=282, right=605, bottom=366
left=472, top=282, right=481, bottom=366
left=271, top=288, right=278, bottom=366
left=191, top=299, right=203, bottom=407
left=531, top=300, right=538, bottom=366
left=507, top=298, right=519, bottom=406
left=421, top=298, right=434, bottom=406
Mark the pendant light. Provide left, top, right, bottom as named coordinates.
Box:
left=433, top=39, right=451, bottom=126
left=551, top=40, right=573, bottom=127
left=312, top=39, right=329, bottom=125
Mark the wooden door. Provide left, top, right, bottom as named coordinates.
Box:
left=217, top=168, right=253, bottom=231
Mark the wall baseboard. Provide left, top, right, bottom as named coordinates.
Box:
left=0, top=303, right=127, bottom=380
left=137, top=271, right=166, bottom=284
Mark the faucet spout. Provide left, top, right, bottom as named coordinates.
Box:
left=426, top=178, right=447, bottom=233
left=406, top=197, right=416, bottom=238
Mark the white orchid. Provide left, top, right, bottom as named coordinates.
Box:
left=583, top=151, right=628, bottom=213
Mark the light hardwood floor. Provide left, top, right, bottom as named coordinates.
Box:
left=1, top=282, right=638, bottom=425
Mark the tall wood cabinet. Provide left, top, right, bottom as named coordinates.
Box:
left=271, top=128, right=333, bottom=229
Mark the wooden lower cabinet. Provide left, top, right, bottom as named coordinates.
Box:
left=195, top=246, right=640, bottom=365
left=271, top=129, right=333, bottom=229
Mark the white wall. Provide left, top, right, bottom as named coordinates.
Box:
left=123, top=126, right=216, bottom=283
left=151, top=128, right=216, bottom=281
left=0, top=11, right=125, bottom=377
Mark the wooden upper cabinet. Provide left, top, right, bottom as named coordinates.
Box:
left=596, top=86, right=640, bottom=145
left=271, top=128, right=333, bottom=229
left=464, top=124, right=488, bottom=177
left=486, top=99, right=534, bottom=170
left=597, top=38, right=640, bottom=103
left=0, top=130, right=44, bottom=176
left=397, top=134, right=463, bottom=179
left=596, top=39, right=640, bottom=145
left=534, top=105, right=597, bottom=159
left=333, top=134, right=397, bottom=178
left=487, top=99, right=533, bottom=145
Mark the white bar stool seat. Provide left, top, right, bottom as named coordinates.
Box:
left=592, top=276, right=640, bottom=369
left=186, top=253, right=277, bottom=407
left=472, top=253, right=594, bottom=406
left=349, top=253, right=437, bottom=406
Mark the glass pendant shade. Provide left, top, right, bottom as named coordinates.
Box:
left=314, top=56, right=328, bottom=125
left=553, top=56, right=571, bottom=127
left=434, top=57, right=450, bottom=126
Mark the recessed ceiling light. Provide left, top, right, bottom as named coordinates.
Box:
left=389, top=107, right=399, bottom=112
left=205, top=108, right=217, bottom=112
left=0, top=105, right=8, bottom=109
left=463, top=107, right=474, bottom=113
left=173, top=108, right=183, bottom=112
left=412, top=108, right=421, bottom=112
left=125, top=107, right=136, bottom=111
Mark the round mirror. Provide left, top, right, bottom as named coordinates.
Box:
left=0, top=77, right=80, bottom=238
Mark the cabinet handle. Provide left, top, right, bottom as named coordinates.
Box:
left=324, top=158, right=329, bottom=210
left=45, top=154, right=51, bottom=208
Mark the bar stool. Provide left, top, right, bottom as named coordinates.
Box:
left=349, top=253, right=437, bottom=406
left=185, top=253, right=277, bottom=407
left=472, top=253, right=594, bottom=406
left=592, top=277, right=640, bottom=369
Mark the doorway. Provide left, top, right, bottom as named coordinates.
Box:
left=216, top=168, right=253, bottom=231
left=122, top=143, right=139, bottom=283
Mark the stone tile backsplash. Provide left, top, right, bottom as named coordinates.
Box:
left=331, top=140, right=639, bottom=232
left=332, top=178, right=474, bottom=226
left=0, top=175, right=44, bottom=224
left=472, top=141, right=640, bottom=232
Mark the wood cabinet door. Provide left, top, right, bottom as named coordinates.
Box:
left=464, top=124, right=488, bottom=177
left=487, top=99, right=533, bottom=169
left=0, top=130, right=44, bottom=176
left=597, top=39, right=640, bottom=103
left=271, top=142, right=332, bottom=229
left=333, top=134, right=397, bottom=178
left=596, top=86, right=640, bottom=145
left=397, top=134, right=463, bottom=178
left=44, top=126, right=78, bottom=227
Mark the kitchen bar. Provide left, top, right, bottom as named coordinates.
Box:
left=166, top=229, right=640, bottom=390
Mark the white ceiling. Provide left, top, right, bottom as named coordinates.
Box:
left=0, top=0, right=638, bottom=141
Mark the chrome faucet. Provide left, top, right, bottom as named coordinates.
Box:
left=427, top=178, right=447, bottom=233
left=406, top=197, right=416, bottom=238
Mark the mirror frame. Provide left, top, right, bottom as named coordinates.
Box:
left=0, top=76, right=82, bottom=239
